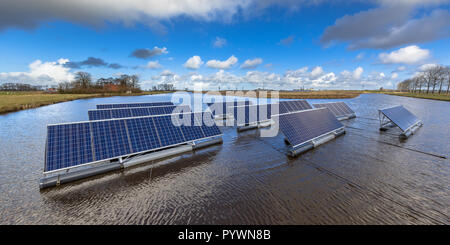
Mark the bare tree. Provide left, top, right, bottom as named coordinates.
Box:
left=74, top=71, right=92, bottom=89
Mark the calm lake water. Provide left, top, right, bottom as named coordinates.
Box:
left=0, top=93, right=448, bottom=224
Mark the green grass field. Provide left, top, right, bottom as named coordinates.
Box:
left=0, top=91, right=170, bottom=114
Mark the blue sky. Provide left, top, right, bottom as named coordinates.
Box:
left=0, top=0, right=449, bottom=90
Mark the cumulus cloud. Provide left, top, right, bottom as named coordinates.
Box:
left=379, top=45, right=430, bottom=64
left=419, top=63, right=439, bottom=71
left=145, top=61, right=162, bottom=69
left=213, top=37, right=227, bottom=48
left=206, top=55, right=238, bottom=69
left=310, top=66, right=324, bottom=78
left=184, top=55, right=204, bottom=69
left=241, top=58, right=263, bottom=69
left=352, top=66, right=363, bottom=79
left=131, top=47, right=168, bottom=59
left=141, top=64, right=392, bottom=91
left=0, top=59, right=74, bottom=85
left=321, top=1, right=450, bottom=49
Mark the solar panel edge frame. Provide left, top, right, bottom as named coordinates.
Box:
left=43, top=112, right=223, bottom=175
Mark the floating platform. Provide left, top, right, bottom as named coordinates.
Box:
left=288, top=127, right=345, bottom=157
left=237, top=119, right=274, bottom=132
left=378, top=105, right=423, bottom=139
left=39, top=136, right=223, bottom=189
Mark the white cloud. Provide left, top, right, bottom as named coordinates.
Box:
left=391, top=73, right=398, bottom=79
left=379, top=45, right=430, bottom=64
left=145, top=60, right=162, bottom=69
left=213, top=37, right=227, bottom=48
left=241, top=58, right=263, bottom=69
left=419, top=63, right=438, bottom=71
left=310, top=66, right=324, bottom=78
left=184, top=55, right=204, bottom=69
left=352, top=66, right=363, bottom=79
left=206, top=55, right=238, bottom=69
left=0, top=59, right=74, bottom=85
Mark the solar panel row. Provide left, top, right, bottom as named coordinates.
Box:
left=45, top=112, right=222, bottom=172
left=96, top=102, right=173, bottom=109
left=88, top=105, right=191, bottom=120
left=277, top=108, right=344, bottom=148
left=313, top=102, right=354, bottom=118
left=379, top=105, right=421, bottom=132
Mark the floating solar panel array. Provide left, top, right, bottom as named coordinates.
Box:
left=275, top=108, right=345, bottom=156
left=378, top=105, right=422, bottom=138
left=45, top=112, right=222, bottom=173
left=88, top=105, right=191, bottom=120
left=313, top=102, right=355, bottom=120
left=96, top=101, right=173, bottom=109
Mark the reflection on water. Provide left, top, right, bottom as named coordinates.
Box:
left=0, top=93, right=449, bottom=224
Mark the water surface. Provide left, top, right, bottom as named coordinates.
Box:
left=0, top=93, right=448, bottom=224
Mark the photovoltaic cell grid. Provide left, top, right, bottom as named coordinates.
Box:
left=277, top=108, right=344, bottom=147
left=379, top=105, right=421, bottom=132
left=88, top=105, right=191, bottom=120
left=312, top=102, right=354, bottom=118
left=228, top=100, right=312, bottom=126
left=278, top=100, right=312, bottom=114
left=207, top=100, right=252, bottom=116
left=96, top=102, right=173, bottom=109
left=45, top=112, right=221, bottom=172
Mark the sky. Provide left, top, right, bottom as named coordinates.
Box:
left=0, top=0, right=449, bottom=90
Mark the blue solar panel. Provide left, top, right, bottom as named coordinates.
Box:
left=91, top=120, right=132, bottom=160
left=153, top=115, right=186, bottom=146
left=88, top=110, right=112, bottom=121
left=172, top=113, right=206, bottom=141
left=198, top=112, right=222, bottom=137
left=126, top=117, right=161, bottom=153
left=45, top=123, right=93, bottom=172
left=208, top=100, right=252, bottom=116
left=111, top=108, right=132, bottom=119
left=277, top=108, right=343, bottom=147
left=96, top=102, right=173, bottom=109
left=313, top=102, right=354, bottom=118
left=88, top=105, right=191, bottom=120
left=379, top=105, right=421, bottom=132
left=45, top=111, right=221, bottom=173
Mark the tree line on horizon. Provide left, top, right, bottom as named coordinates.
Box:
left=397, top=65, right=450, bottom=94
left=57, top=71, right=141, bottom=93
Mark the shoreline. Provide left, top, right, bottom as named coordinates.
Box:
left=0, top=91, right=171, bottom=115
left=374, top=92, right=450, bottom=102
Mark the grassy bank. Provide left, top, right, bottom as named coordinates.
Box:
left=374, top=91, right=450, bottom=101
left=0, top=91, right=171, bottom=114
left=194, top=90, right=362, bottom=99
